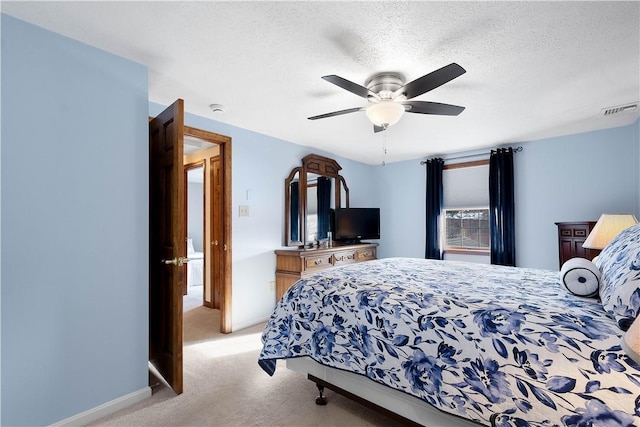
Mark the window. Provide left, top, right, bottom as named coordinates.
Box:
left=441, top=160, right=490, bottom=254
left=444, top=208, right=490, bottom=251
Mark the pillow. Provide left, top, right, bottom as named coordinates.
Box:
left=560, top=257, right=600, bottom=297
left=595, top=222, right=640, bottom=330
left=186, top=238, right=195, bottom=254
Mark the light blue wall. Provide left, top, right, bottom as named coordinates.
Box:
left=375, top=121, right=640, bottom=270
left=149, top=103, right=377, bottom=330
left=187, top=182, right=204, bottom=251
left=372, top=160, right=425, bottom=258
left=1, top=15, right=149, bottom=426
left=516, top=123, right=639, bottom=270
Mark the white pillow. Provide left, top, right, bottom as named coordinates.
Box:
left=560, top=257, right=600, bottom=297
left=186, top=238, right=195, bottom=254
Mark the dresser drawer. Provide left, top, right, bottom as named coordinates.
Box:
left=559, top=225, right=590, bottom=237
left=357, top=248, right=376, bottom=261
left=275, top=243, right=379, bottom=301
left=573, top=227, right=589, bottom=237
left=304, top=254, right=333, bottom=271
left=333, top=250, right=357, bottom=266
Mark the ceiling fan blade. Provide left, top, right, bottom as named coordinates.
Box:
left=308, top=107, right=364, bottom=120
left=322, top=75, right=378, bottom=99
left=395, top=63, right=466, bottom=100
left=403, top=101, right=465, bottom=116
left=373, top=125, right=386, bottom=133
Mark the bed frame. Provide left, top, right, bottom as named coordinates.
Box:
left=287, top=357, right=481, bottom=426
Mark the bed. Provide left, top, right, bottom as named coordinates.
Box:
left=259, top=223, right=640, bottom=426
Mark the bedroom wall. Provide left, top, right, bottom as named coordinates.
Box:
left=373, top=160, right=426, bottom=258
left=187, top=181, right=205, bottom=251
left=515, top=124, right=639, bottom=270
left=149, top=103, right=378, bottom=331
left=374, top=122, right=640, bottom=270
left=1, top=15, right=149, bottom=426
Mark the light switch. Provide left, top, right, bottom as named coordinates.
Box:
left=239, top=205, right=250, bottom=217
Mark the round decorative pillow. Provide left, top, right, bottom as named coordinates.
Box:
left=560, top=257, right=601, bottom=297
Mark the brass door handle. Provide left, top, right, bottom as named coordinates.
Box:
left=162, top=257, right=190, bottom=266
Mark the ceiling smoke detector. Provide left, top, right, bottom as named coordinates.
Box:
left=209, top=103, right=225, bottom=113
left=601, top=103, right=638, bottom=116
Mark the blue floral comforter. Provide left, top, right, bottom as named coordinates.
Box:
left=258, top=258, right=640, bottom=426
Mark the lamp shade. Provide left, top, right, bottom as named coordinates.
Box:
left=621, top=315, right=640, bottom=365
left=365, top=101, right=405, bottom=127
left=582, top=214, right=638, bottom=250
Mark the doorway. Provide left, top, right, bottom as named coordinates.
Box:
left=183, top=125, right=232, bottom=333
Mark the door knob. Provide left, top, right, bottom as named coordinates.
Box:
left=211, top=240, right=219, bottom=246
left=162, top=257, right=190, bottom=266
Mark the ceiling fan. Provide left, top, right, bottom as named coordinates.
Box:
left=308, top=63, right=466, bottom=133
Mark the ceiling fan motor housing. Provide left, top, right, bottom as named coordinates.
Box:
left=365, top=72, right=406, bottom=100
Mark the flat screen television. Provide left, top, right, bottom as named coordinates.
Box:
left=332, top=208, right=380, bottom=243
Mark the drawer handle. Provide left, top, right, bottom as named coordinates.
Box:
left=314, top=259, right=322, bottom=265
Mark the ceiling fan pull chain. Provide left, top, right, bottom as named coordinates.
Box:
left=382, top=133, right=388, bottom=166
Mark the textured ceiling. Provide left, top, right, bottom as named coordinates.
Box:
left=3, top=1, right=639, bottom=164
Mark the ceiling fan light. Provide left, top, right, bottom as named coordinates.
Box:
left=365, top=101, right=405, bottom=127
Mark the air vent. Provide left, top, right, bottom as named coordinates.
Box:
left=601, top=103, right=638, bottom=116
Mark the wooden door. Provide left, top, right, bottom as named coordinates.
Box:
left=149, top=99, right=185, bottom=394
left=210, top=156, right=223, bottom=309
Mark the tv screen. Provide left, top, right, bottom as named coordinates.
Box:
left=332, top=208, right=380, bottom=242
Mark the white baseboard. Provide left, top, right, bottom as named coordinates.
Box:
left=51, top=387, right=152, bottom=426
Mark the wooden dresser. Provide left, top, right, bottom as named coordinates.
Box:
left=274, top=242, right=378, bottom=301
left=555, top=221, right=600, bottom=268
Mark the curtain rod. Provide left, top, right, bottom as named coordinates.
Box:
left=420, top=146, right=523, bottom=165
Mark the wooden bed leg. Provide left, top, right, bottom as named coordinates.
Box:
left=315, top=383, right=328, bottom=405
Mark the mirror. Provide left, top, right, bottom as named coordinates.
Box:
left=284, top=154, right=349, bottom=247
left=284, top=167, right=302, bottom=247
left=306, top=178, right=318, bottom=242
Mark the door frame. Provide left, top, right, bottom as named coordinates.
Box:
left=184, top=125, right=232, bottom=333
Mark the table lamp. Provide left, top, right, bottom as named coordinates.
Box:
left=582, top=214, right=638, bottom=250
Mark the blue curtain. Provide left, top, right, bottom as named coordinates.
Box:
left=290, top=181, right=299, bottom=242
left=489, top=148, right=516, bottom=266
left=425, top=158, right=444, bottom=260
left=317, top=177, right=331, bottom=240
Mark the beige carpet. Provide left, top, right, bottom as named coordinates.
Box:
left=89, top=291, right=403, bottom=427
